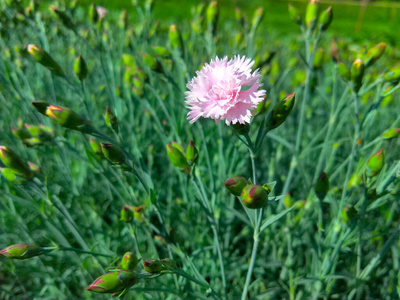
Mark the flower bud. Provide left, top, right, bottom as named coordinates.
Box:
left=330, top=39, right=339, bottom=62
left=45, top=105, right=92, bottom=132
left=169, top=25, right=183, bottom=51
left=89, top=137, right=103, bottom=156
left=186, top=140, right=198, bottom=165
left=119, top=252, right=139, bottom=271
left=89, top=2, right=99, bottom=23
left=315, top=171, right=329, bottom=201
left=171, top=141, right=185, bottom=153
left=120, top=205, right=134, bottom=222
left=313, top=48, right=325, bottom=69
left=0, top=243, right=44, bottom=259
left=235, top=7, right=245, bottom=26
left=232, top=123, right=250, bottom=136
left=350, top=59, right=364, bottom=91
left=224, top=176, right=248, bottom=196
left=318, top=6, right=332, bottom=31
left=348, top=172, right=363, bottom=189
left=50, top=6, right=74, bottom=30
left=104, top=106, right=119, bottom=133
left=381, top=128, right=400, bottom=140
left=101, top=143, right=125, bottom=164
left=251, top=7, right=264, bottom=30
left=338, top=61, right=350, bottom=80
left=11, top=126, right=31, bottom=141
left=166, top=144, right=190, bottom=170
left=283, top=193, right=295, bottom=208
left=384, top=66, right=400, bottom=82
left=206, top=1, right=219, bottom=33
left=0, top=167, right=24, bottom=184
left=365, top=148, right=384, bottom=177
left=161, top=258, right=177, bottom=269
left=265, top=92, right=295, bottom=130
left=86, top=270, right=137, bottom=293
left=74, top=55, right=88, bottom=81
left=342, top=205, right=357, bottom=223
left=241, top=184, right=269, bottom=209
left=305, top=0, right=319, bottom=30
left=364, top=43, right=386, bottom=68
left=143, top=259, right=163, bottom=273
left=27, top=44, right=65, bottom=77
left=288, top=4, right=302, bottom=25
left=134, top=206, right=145, bottom=222
left=0, top=146, right=32, bottom=178
left=31, top=101, right=50, bottom=115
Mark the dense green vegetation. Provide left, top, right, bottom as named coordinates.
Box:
left=1, top=0, right=400, bottom=299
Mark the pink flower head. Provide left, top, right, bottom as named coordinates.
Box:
left=96, top=6, right=108, bottom=19
left=185, top=55, right=266, bottom=125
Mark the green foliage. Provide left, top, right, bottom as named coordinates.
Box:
left=1, top=1, right=400, bottom=300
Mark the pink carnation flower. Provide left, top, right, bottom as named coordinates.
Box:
left=185, top=55, right=266, bottom=125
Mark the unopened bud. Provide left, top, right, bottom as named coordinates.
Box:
left=283, top=193, right=295, bottom=208
left=89, top=138, right=103, bottom=156
left=313, top=48, right=325, bottom=69
left=342, top=205, right=357, bottom=223
left=364, top=43, right=386, bottom=68
left=161, top=258, right=177, bottom=269
left=241, top=184, right=269, bottom=209
left=120, top=205, right=134, bottom=222
left=338, top=61, right=350, bottom=80
left=206, top=1, right=219, bottom=33
left=134, top=206, right=145, bottom=222
left=384, top=66, right=400, bottom=82
left=288, top=4, right=302, bottom=25
left=169, top=25, right=183, bottom=51
left=235, top=7, right=245, bottom=26
left=45, top=105, right=92, bottom=131
left=0, top=243, right=44, bottom=259
left=350, top=59, right=364, bottom=91
left=105, top=107, right=118, bottom=133
left=318, top=6, right=332, bottom=31
left=186, top=140, right=198, bottom=165
left=86, top=270, right=137, bottom=293
left=31, top=101, right=50, bottom=115
left=50, top=6, right=74, bottom=30
left=265, top=92, right=295, bottom=130
left=143, top=259, right=163, bottom=273
left=348, top=172, right=363, bottom=189
left=74, top=55, right=88, bottom=81
left=101, top=143, right=125, bottom=164
left=251, top=7, right=264, bottom=30
left=0, top=146, right=32, bottom=178
left=11, top=126, right=31, bottom=141
left=119, top=252, right=139, bottom=271
left=365, top=148, right=384, bottom=177
left=330, top=39, right=339, bottom=62
left=27, top=44, right=64, bottom=77
left=305, top=0, right=319, bottom=30
left=89, top=3, right=99, bottom=23
left=315, top=172, right=329, bottom=201
left=224, top=176, right=249, bottom=196
left=166, top=144, right=189, bottom=170
left=381, top=128, right=400, bottom=140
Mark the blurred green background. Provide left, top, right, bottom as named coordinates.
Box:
left=41, top=0, right=400, bottom=45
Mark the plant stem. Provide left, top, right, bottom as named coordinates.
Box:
left=282, top=29, right=322, bottom=195
left=192, top=175, right=227, bottom=299
left=241, top=136, right=263, bottom=300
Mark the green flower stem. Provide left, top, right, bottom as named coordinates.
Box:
left=241, top=135, right=263, bottom=300
left=55, top=246, right=114, bottom=257
left=282, top=28, right=322, bottom=196
left=192, top=174, right=227, bottom=299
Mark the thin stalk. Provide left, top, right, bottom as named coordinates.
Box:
left=282, top=29, right=322, bottom=195
left=241, top=136, right=263, bottom=300
left=192, top=176, right=227, bottom=299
